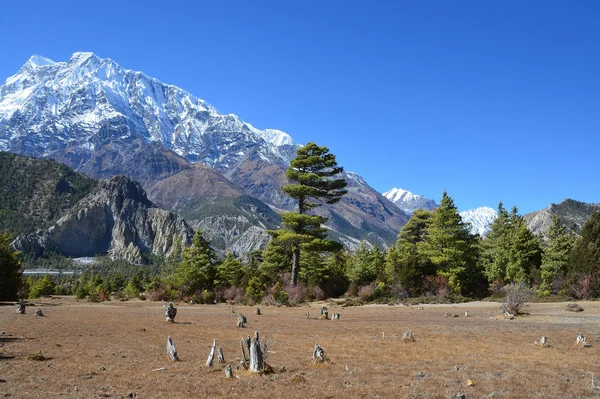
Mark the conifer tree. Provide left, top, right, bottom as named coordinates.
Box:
left=538, top=216, right=575, bottom=296
left=423, top=191, right=479, bottom=295
left=568, top=211, right=600, bottom=297
left=0, top=232, right=22, bottom=300
left=273, top=142, right=347, bottom=286
left=480, top=202, right=511, bottom=282
left=172, top=230, right=216, bottom=295
left=215, top=253, right=244, bottom=288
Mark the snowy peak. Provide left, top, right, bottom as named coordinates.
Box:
left=460, top=206, right=497, bottom=236
left=0, top=52, right=296, bottom=169
left=382, top=187, right=437, bottom=214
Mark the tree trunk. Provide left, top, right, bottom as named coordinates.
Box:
left=320, top=307, right=328, bottom=320
left=249, top=331, right=263, bottom=373
left=255, top=307, right=261, bottom=315
left=166, top=336, right=178, bottom=361
left=206, top=339, right=216, bottom=366
left=402, top=329, right=415, bottom=342
left=237, top=314, right=246, bottom=328
left=291, top=246, right=300, bottom=287
left=163, top=302, right=177, bottom=322
left=240, top=336, right=251, bottom=368
left=225, top=364, right=233, bottom=378
left=331, top=313, right=340, bottom=320
left=312, top=343, right=325, bottom=363
left=16, top=300, right=25, bottom=314
left=218, top=347, right=225, bottom=363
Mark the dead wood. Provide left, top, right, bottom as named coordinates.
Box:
left=163, top=302, right=177, bottom=322
left=218, top=347, right=225, bottom=363
left=249, top=331, right=263, bottom=373
left=567, top=303, right=584, bottom=312
left=206, top=339, right=216, bottom=366
left=225, top=364, right=233, bottom=378
left=312, top=343, right=325, bottom=363
left=166, top=336, right=178, bottom=361
left=237, top=314, right=247, bottom=328
left=402, top=329, right=415, bottom=342
left=34, top=309, right=44, bottom=317
left=320, top=307, right=328, bottom=320
left=255, top=307, right=261, bottom=315
left=16, top=300, right=25, bottom=314
left=331, top=313, right=340, bottom=320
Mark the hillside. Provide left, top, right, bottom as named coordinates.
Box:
left=524, top=199, right=600, bottom=238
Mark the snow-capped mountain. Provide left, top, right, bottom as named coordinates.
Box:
left=382, top=187, right=437, bottom=214
left=0, top=52, right=296, bottom=171
left=0, top=52, right=410, bottom=251
left=459, top=207, right=497, bottom=236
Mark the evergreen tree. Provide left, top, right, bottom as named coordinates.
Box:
left=320, top=250, right=349, bottom=297
left=215, top=253, right=244, bottom=288
left=480, top=202, right=511, bottom=282
left=385, top=210, right=434, bottom=295
left=0, top=232, right=22, bottom=300
left=504, top=207, right=542, bottom=283
left=172, top=230, right=216, bottom=296
left=274, top=142, right=347, bottom=286
left=423, top=191, right=479, bottom=295
left=538, top=216, right=575, bottom=296
left=345, top=242, right=378, bottom=290
left=568, top=211, right=600, bottom=297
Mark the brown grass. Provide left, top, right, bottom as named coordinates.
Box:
left=1, top=298, right=600, bottom=398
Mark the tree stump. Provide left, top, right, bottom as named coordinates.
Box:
left=402, top=329, right=415, bottom=342
left=225, top=364, right=233, bottom=378
left=249, top=331, right=264, bottom=373
left=166, top=336, right=178, bottom=361
left=255, top=307, right=261, bottom=315
left=306, top=312, right=310, bottom=319
left=163, top=302, right=177, bottom=322
left=34, top=309, right=44, bottom=317
left=237, top=314, right=247, bottom=328
left=501, top=304, right=515, bottom=320
left=240, top=335, right=251, bottom=368
left=567, top=303, right=584, bottom=312
left=577, top=332, right=591, bottom=347
left=312, top=343, right=325, bottom=363
left=16, top=300, right=25, bottom=314
left=206, top=339, right=216, bottom=366
left=320, top=307, right=328, bottom=320
left=331, top=313, right=340, bottom=320
left=540, top=336, right=548, bottom=347
left=218, top=347, right=225, bottom=363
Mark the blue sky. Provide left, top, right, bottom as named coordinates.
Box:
left=1, top=0, right=598, bottom=213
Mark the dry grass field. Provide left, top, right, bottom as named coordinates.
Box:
left=2, top=298, right=600, bottom=399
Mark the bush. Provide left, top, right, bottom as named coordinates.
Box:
left=503, top=281, right=533, bottom=315
left=221, top=286, right=246, bottom=304
left=286, top=283, right=307, bottom=306
left=28, top=275, right=55, bottom=298
left=357, top=283, right=375, bottom=301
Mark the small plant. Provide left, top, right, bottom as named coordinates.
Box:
left=503, top=281, right=533, bottom=315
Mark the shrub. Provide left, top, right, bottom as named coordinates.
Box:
left=146, top=285, right=168, bottom=301
left=221, top=286, right=245, bottom=304
left=28, top=275, right=55, bottom=299
left=286, top=283, right=307, bottom=306
left=307, top=285, right=325, bottom=301
left=503, top=281, right=533, bottom=315
left=357, top=283, right=375, bottom=301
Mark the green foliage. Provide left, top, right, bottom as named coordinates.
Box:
left=385, top=210, right=434, bottom=296
left=28, top=275, right=56, bottom=298
left=567, top=211, right=600, bottom=298
left=480, top=203, right=542, bottom=285
left=172, top=230, right=216, bottom=296
left=538, top=216, right=575, bottom=296
left=345, top=242, right=385, bottom=291
left=0, top=232, right=22, bottom=300
left=273, top=142, right=348, bottom=286
left=422, top=191, right=480, bottom=295
left=246, top=276, right=267, bottom=302
left=215, top=253, right=244, bottom=288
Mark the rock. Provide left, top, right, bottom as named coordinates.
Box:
left=566, top=303, right=584, bottom=312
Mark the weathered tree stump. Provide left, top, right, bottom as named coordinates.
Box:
left=464, top=311, right=470, bottom=317
left=577, top=332, right=591, bottom=347
left=240, top=335, right=251, bottom=368
left=540, top=336, right=548, bottom=347
left=501, top=304, right=515, bottom=320
left=249, top=331, right=264, bottom=373
left=312, top=343, right=325, bottom=363
left=255, top=307, right=261, bottom=315
left=237, top=314, right=247, bottom=328
left=217, top=347, right=225, bottom=363
left=225, top=364, right=233, bottom=378
left=34, top=309, right=44, bottom=317
left=306, top=312, right=310, bottom=319
left=163, top=302, right=177, bottom=322
left=16, top=300, right=25, bottom=314
left=206, top=339, right=216, bottom=366
left=331, top=313, right=340, bottom=320
left=166, top=336, right=178, bottom=361
left=402, top=329, right=415, bottom=342
left=320, top=307, right=328, bottom=320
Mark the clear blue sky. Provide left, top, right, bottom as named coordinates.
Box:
left=1, top=0, right=598, bottom=213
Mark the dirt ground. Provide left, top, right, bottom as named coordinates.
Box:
left=2, top=298, right=600, bottom=399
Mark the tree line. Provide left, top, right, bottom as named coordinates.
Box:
left=1, top=142, right=600, bottom=303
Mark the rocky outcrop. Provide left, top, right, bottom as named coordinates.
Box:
left=524, top=199, right=600, bottom=239
left=13, top=175, right=193, bottom=263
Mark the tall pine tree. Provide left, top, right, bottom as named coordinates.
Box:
left=273, top=142, right=347, bottom=286
left=538, top=216, right=574, bottom=296
left=423, top=191, right=479, bottom=295
left=172, top=229, right=216, bottom=295
left=568, top=211, right=600, bottom=297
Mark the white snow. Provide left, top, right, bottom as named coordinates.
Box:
left=27, top=55, right=56, bottom=68
left=460, top=206, right=497, bottom=236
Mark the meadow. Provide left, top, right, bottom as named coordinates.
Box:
left=1, top=298, right=600, bottom=398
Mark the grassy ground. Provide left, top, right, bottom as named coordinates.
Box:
left=1, top=298, right=600, bottom=398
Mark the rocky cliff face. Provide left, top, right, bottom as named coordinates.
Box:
left=524, top=199, right=600, bottom=239
left=13, top=175, right=193, bottom=263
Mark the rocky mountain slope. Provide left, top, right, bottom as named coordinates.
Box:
left=382, top=187, right=437, bottom=214
left=2, top=153, right=192, bottom=262
left=0, top=52, right=410, bottom=249
left=524, top=199, right=600, bottom=238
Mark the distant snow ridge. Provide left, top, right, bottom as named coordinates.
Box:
left=460, top=207, right=497, bottom=236
left=382, top=187, right=437, bottom=214
left=0, top=52, right=297, bottom=170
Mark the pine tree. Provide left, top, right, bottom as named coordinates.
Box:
left=538, top=216, right=575, bottom=296
left=172, top=230, right=216, bottom=295
left=385, top=210, right=434, bottom=295
left=0, top=232, right=22, bottom=300
left=504, top=207, right=542, bottom=283
left=345, top=242, right=378, bottom=290
left=423, top=191, right=479, bottom=295
left=274, top=142, right=347, bottom=286
left=215, top=253, right=244, bottom=288
left=568, top=211, right=600, bottom=297
left=480, top=202, right=511, bottom=282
